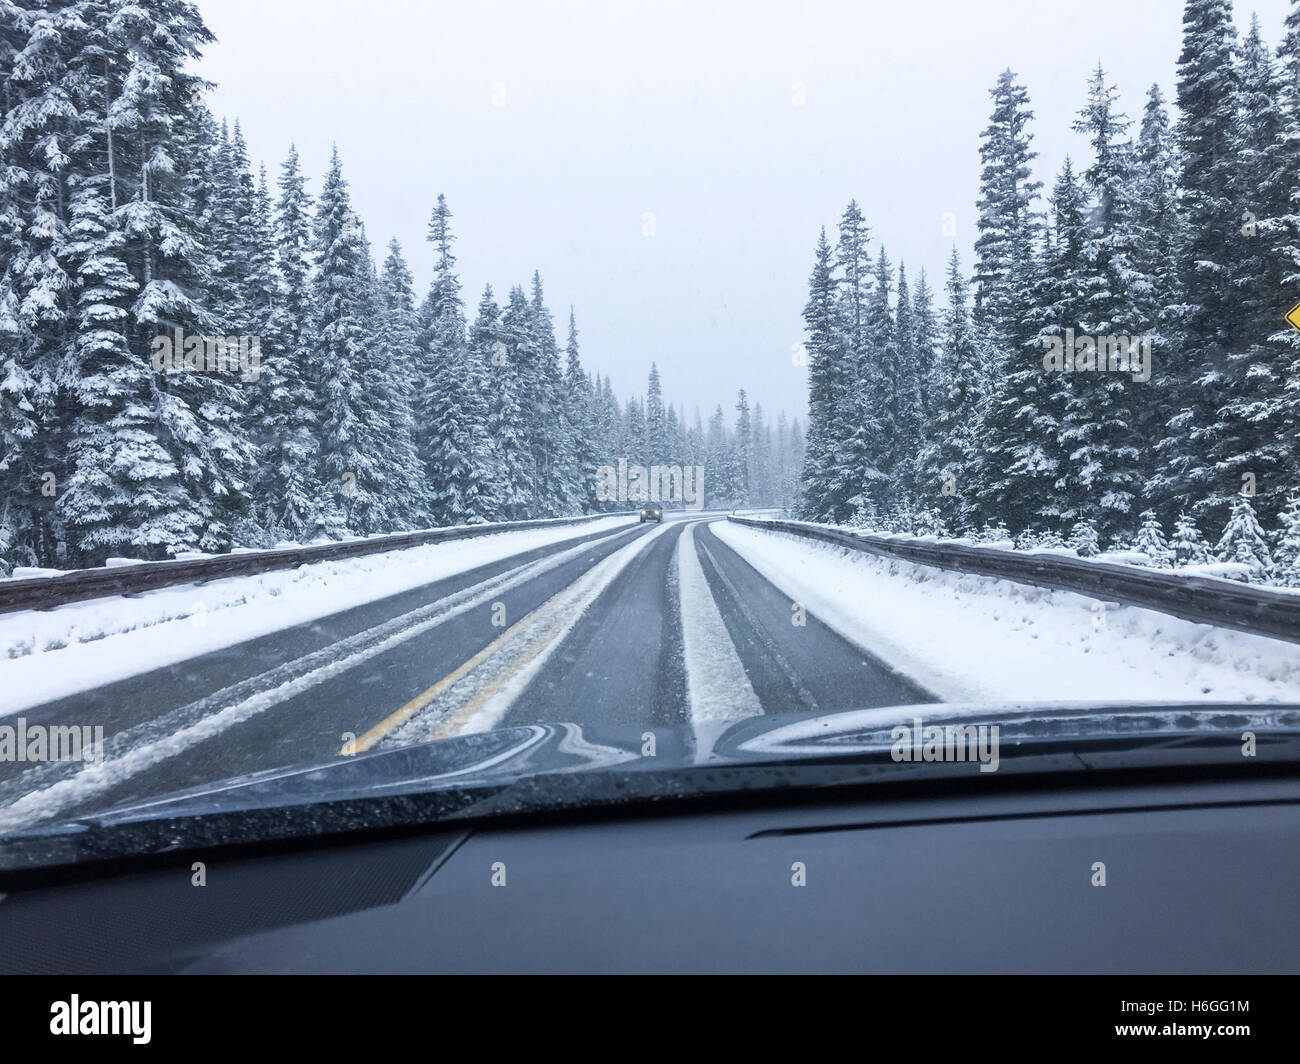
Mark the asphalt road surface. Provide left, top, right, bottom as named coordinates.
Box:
left=0, top=515, right=933, bottom=830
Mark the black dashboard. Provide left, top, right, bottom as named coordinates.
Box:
left=2, top=772, right=1296, bottom=974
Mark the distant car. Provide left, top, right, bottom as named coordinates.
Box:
left=640, top=506, right=662, bottom=523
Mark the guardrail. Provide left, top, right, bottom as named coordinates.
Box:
left=0, top=513, right=638, bottom=617
left=728, top=516, right=1300, bottom=645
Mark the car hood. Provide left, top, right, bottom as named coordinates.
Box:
left=2, top=701, right=1299, bottom=874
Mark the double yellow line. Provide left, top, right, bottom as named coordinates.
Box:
left=342, top=519, right=668, bottom=756
left=341, top=569, right=587, bottom=754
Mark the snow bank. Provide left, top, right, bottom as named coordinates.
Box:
left=713, top=521, right=1300, bottom=705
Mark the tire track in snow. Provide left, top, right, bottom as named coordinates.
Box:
left=676, top=522, right=764, bottom=723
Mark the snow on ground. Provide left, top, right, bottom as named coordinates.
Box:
left=0, top=517, right=637, bottom=717
left=712, top=520, right=1300, bottom=705
left=676, top=523, right=763, bottom=724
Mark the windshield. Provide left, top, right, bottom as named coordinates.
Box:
left=1, top=0, right=1300, bottom=845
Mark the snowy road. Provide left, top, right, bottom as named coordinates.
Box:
left=0, top=515, right=932, bottom=831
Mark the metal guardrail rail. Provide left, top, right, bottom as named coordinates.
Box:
left=0, top=513, right=638, bottom=617
left=728, top=516, right=1300, bottom=646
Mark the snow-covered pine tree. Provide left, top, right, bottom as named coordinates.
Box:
left=972, top=69, right=1042, bottom=344
left=475, top=284, right=530, bottom=520
left=733, top=389, right=752, bottom=507
left=860, top=245, right=900, bottom=511
left=1171, top=511, right=1211, bottom=565
left=704, top=404, right=734, bottom=508
left=1215, top=493, right=1274, bottom=580
left=917, top=247, right=983, bottom=532
left=374, top=239, right=432, bottom=527
left=107, top=1, right=253, bottom=558
left=889, top=261, right=924, bottom=509
left=1131, top=82, right=1183, bottom=514
left=797, top=228, right=842, bottom=521
left=1133, top=510, right=1174, bottom=567
left=310, top=147, right=378, bottom=534
left=527, top=271, right=571, bottom=515
left=1067, top=519, right=1101, bottom=557
left=563, top=308, right=596, bottom=512
left=1204, top=14, right=1293, bottom=531
left=1158, top=0, right=1244, bottom=525
left=1133, top=85, right=1182, bottom=335
left=233, top=155, right=296, bottom=545
left=750, top=403, right=772, bottom=508
left=1271, top=0, right=1300, bottom=488
left=831, top=202, right=879, bottom=523
left=0, top=0, right=79, bottom=569
left=911, top=267, right=940, bottom=423
left=349, top=237, right=411, bottom=533
left=248, top=145, right=321, bottom=541
left=589, top=372, right=622, bottom=511
left=644, top=363, right=667, bottom=465
left=977, top=159, right=1080, bottom=534
left=664, top=402, right=684, bottom=470
left=1273, top=494, right=1300, bottom=586
left=497, top=283, right=545, bottom=513
left=418, top=199, right=493, bottom=525
left=776, top=412, right=791, bottom=510
left=1061, top=66, right=1147, bottom=541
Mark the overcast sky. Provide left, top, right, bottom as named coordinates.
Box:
left=195, top=0, right=1291, bottom=427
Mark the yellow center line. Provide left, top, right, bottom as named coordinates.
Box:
left=342, top=579, right=578, bottom=755
left=427, top=598, right=584, bottom=742
left=343, top=522, right=661, bottom=756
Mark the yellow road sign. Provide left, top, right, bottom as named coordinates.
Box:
left=1286, top=301, right=1300, bottom=332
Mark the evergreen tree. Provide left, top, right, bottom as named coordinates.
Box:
left=248, top=144, right=320, bottom=540
left=1067, top=519, right=1101, bottom=557
left=1204, top=15, right=1293, bottom=529
left=564, top=308, right=596, bottom=512
left=1160, top=0, right=1243, bottom=523
left=1270, top=0, right=1300, bottom=481
left=375, top=239, right=431, bottom=527
left=1273, top=494, right=1300, bottom=586
left=527, top=271, right=571, bottom=515
left=1215, top=493, right=1274, bottom=579
left=797, top=228, right=843, bottom=520
left=645, top=362, right=666, bottom=462
left=1172, top=511, right=1212, bottom=565
left=1133, top=510, right=1174, bottom=567
left=918, top=248, right=983, bottom=530
left=477, top=285, right=531, bottom=519
left=972, top=69, right=1042, bottom=342
left=310, top=148, right=376, bottom=533
left=911, top=267, right=940, bottom=423
left=828, top=202, right=881, bottom=521
left=1062, top=67, right=1147, bottom=539
left=418, top=200, right=493, bottom=525
left=750, top=403, right=771, bottom=508
left=733, top=389, right=752, bottom=506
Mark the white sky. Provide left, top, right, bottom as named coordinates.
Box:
left=195, top=0, right=1292, bottom=426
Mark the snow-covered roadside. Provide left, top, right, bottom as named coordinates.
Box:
left=712, top=521, right=1300, bottom=705
left=0, top=516, right=637, bottom=716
